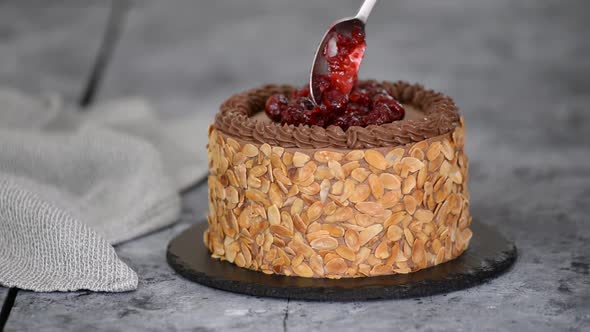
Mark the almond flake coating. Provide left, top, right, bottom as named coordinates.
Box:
left=206, top=100, right=471, bottom=278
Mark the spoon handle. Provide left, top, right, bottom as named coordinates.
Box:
left=355, top=0, right=378, bottom=23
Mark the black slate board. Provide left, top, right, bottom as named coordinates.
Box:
left=167, top=221, right=516, bottom=301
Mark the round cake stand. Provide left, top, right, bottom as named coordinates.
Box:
left=167, top=221, right=516, bottom=301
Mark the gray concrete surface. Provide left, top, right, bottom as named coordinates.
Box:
left=2, top=0, right=589, bottom=331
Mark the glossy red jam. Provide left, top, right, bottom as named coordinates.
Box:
left=265, top=81, right=405, bottom=130
left=265, top=24, right=404, bottom=130
left=314, top=24, right=367, bottom=101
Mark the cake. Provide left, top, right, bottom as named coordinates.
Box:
left=204, top=80, right=472, bottom=278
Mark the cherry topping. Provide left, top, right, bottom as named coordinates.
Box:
left=262, top=21, right=404, bottom=130
left=265, top=94, right=288, bottom=122
left=264, top=82, right=405, bottom=130
left=313, top=24, right=367, bottom=101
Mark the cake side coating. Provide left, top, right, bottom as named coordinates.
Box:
left=205, top=83, right=472, bottom=278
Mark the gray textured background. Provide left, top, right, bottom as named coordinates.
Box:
left=1, top=0, right=589, bottom=331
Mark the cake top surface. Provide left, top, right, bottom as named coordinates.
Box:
left=264, top=81, right=406, bottom=130
left=214, top=80, right=460, bottom=150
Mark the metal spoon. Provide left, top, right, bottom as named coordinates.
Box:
left=309, top=0, right=378, bottom=105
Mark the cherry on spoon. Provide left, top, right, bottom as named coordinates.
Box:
left=309, top=0, right=378, bottom=106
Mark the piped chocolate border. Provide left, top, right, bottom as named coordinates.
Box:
left=215, top=81, right=460, bottom=150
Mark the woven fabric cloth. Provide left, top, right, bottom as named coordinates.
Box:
left=0, top=89, right=205, bottom=292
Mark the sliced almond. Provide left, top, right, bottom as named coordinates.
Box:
left=402, top=175, right=416, bottom=194
left=322, top=224, right=345, bottom=237
left=314, top=151, right=344, bottom=163
left=225, top=136, right=239, bottom=151
left=439, top=160, right=452, bottom=177
left=241, top=144, right=259, bottom=157
left=293, top=214, right=307, bottom=233
left=238, top=206, right=252, bottom=228
left=318, top=179, right=331, bottom=203
left=370, top=264, right=392, bottom=276
left=402, top=157, right=424, bottom=173
left=415, top=209, right=434, bottom=222
left=273, top=168, right=292, bottom=186
left=416, top=165, right=428, bottom=189
left=355, top=214, right=374, bottom=227
left=323, top=201, right=338, bottom=215
left=341, top=161, right=360, bottom=177
left=404, top=228, right=415, bottom=245
left=292, top=152, right=310, bottom=167
left=292, top=262, right=314, bottom=277
left=225, top=186, right=239, bottom=205
left=340, top=179, right=356, bottom=202
left=380, top=191, right=401, bottom=209
left=325, top=207, right=354, bottom=222
left=449, top=166, right=463, bottom=184
left=349, top=184, right=371, bottom=203
left=314, top=166, right=333, bottom=180
left=345, top=150, right=365, bottom=161
left=260, top=177, right=270, bottom=194
left=403, top=195, right=417, bottom=215
left=385, top=211, right=406, bottom=227
left=368, top=174, right=384, bottom=199
left=344, top=229, right=360, bottom=251
left=359, top=224, right=384, bottom=246
left=299, top=182, right=321, bottom=195
left=354, top=247, right=371, bottom=265
left=412, top=238, right=426, bottom=267
left=296, top=161, right=318, bottom=182
left=375, top=240, right=390, bottom=259
left=268, top=146, right=283, bottom=157
left=270, top=224, right=293, bottom=238
left=441, top=140, right=455, bottom=160
left=364, top=150, right=388, bottom=170
left=325, top=257, right=347, bottom=275
left=411, top=148, right=425, bottom=160
left=287, top=184, right=300, bottom=198
left=427, top=142, right=442, bottom=161
left=380, top=173, right=401, bottom=191
left=268, top=183, right=283, bottom=208
left=331, top=180, right=344, bottom=195
left=282, top=152, right=293, bottom=167
left=335, top=246, right=356, bottom=261
left=289, top=240, right=315, bottom=257
left=306, top=229, right=329, bottom=242
left=310, top=254, right=325, bottom=276
left=235, top=164, right=247, bottom=189
left=351, top=168, right=371, bottom=182
left=232, top=152, right=246, bottom=165
left=290, top=198, right=304, bottom=216
left=355, top=202, right=385, bottom=216
left=226, top=170, right=239, bottom=187
left=310, top=236, right=339, bottom=250
left=267, top=204, right=280, bottom=225
left=429, top=153, right=445, bottom=172
left=307, top=201, right=324, bottom=222
left=245, top=189, right=270, bottom=206
left=250, top=165, right=268, bottom=177
left=328, top=160, right=345, bottom=180
left=386, top=225, right=404, bottom=242
left=385, top=148, right=405, bottom=164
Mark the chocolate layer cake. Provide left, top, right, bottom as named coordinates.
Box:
left=205, top=80, right=472, bottom=278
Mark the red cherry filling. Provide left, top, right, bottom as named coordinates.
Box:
left=264, top=25, right=404, bottom=130
left=264, top=82, right=405, bottom=130
left=314, top=24, right=367, bottom=99
left=264, top=94, right=288, bottom=122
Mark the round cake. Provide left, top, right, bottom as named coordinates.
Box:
left=205, top=80, right=472, bottom=278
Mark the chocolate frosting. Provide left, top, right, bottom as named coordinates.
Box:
left=215, top=81, right=460, bottom=149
